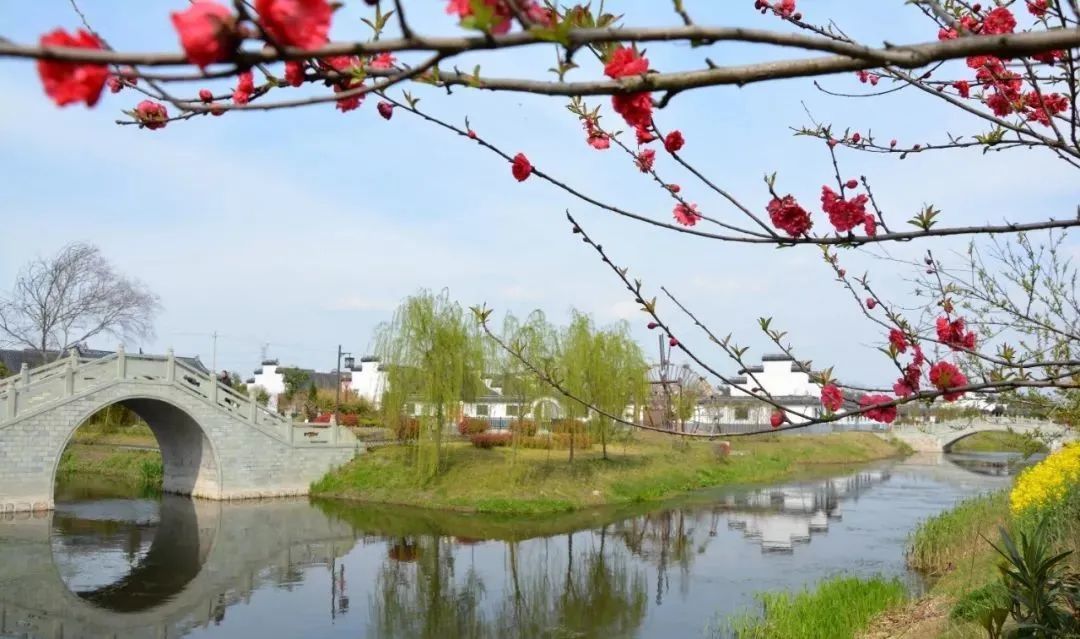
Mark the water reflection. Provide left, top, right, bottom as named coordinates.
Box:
left=366, top=532, right=649, bottom=639
left=0, top=453, right=1014, bottom=638
left=946, top=451, right=1044, bottom=476
left=55, top=496, right=206, bottom=612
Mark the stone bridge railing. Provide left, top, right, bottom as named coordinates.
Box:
left=891, top=418, right=1075, bottom=452
left=0, top=347, right=353, bottom=448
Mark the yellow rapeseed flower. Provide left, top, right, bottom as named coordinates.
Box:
left=1010, top=442, right=1080, bottom=514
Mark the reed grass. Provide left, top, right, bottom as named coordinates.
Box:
left=725, top=575, right=906, bottom=639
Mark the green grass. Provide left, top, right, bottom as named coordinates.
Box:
left=311, top=432, right=905, bottom=515
left=724, top=576, right=907, bottom=639
left=58, top=444, right=163, bottom=486
left=907, top=491, right=1010, bottom=582
left=71, top=422, right=157, bottom=447
left=948, top=431, right=1047, bottom=455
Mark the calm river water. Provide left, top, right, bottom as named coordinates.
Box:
left=0, top=452, right=1025, bottom=638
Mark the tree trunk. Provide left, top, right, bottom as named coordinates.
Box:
left=601, top=418, right=608, bottom=460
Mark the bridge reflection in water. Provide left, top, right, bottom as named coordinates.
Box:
left=0, top=453, right=1016, bottom=639
left=0, top=497, right=357, bottom=638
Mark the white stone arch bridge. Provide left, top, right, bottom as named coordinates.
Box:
left=0, top=349, right=357, bottom=512
left=890, top=418, right=1077, bottom=453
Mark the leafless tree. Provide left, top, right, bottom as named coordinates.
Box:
left=0, top=243, right=161, bottom=363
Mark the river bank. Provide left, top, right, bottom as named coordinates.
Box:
left=58, top=443, right=163, bottom=485
left=310, top=432, right=909, bottom=515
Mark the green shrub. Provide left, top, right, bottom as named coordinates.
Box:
left=989, top=521, right=1080, bottom=636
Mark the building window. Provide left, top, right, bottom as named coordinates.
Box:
left=734, top=406, right=749, bottom=420
left=505, top=405, right=520, bottom=417
left=407, top=403, right=417, bottom=416
left=476, top=404, right=490, bottom=416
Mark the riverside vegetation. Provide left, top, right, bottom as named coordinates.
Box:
left=310, top=431, right=906, bottom=515
left=837, top=442, right=1080, bottom=639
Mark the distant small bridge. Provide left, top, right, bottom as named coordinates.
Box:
left=891, top=418, right=1076, bottom=453
left=0, top=348, right=358, bottom=513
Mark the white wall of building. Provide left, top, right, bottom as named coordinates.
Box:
left=729, top=357, right=819, bottom=398
left=350, top=358, right=387, bottom=405
left=250, top=362, right=285, bottom=411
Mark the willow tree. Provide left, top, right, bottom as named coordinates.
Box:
left=558, top=312, right=648, bottom=461
left=488, top=310, right=559, bottom=452
left=377, top=290, right=485, bottom=482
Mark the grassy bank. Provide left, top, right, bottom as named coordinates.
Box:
left=71, top=422, right=158, bottom=448
left=723, top=576, right=907, bottom=639
left=948, top=431, right=1046, bottom=455
left=312, top=432, right=906, bottom=515
left=58, top=444, right=163, bottom=486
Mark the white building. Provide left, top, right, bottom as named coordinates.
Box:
left=250, top=360, right=287, bottom=410
left=247, top=359, right=348, bottom=412
left=728, top=354, right=819, bottom=398
left=693, top=353, right=874, bottom=430
left=349, top=356, right=388, bottom=405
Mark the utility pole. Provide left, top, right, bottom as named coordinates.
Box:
left=335, top=344, right=342, bottom=427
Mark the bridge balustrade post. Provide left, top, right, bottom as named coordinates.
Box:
left=116, top=344, right=126, bottom=380
left=64, top=357, right=75, bottom=397
left=19, top=363, right=29, bottom=387
left=6, top=385, right=15, bottom=419
left=248, top=386, right=257, bottom=424
left=208, top=370, right=218, bottom=404
left=165, top=348, right=175, bottom=383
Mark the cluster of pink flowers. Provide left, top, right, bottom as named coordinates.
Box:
left=753, top=0, right=799, bottom=20
left=581, top=116, right=610, bottom=150
left=604, top=46, right=655, bottom=131
left=635, top=149, right=656, bottom=172
left=763, top=184, right=879, bottom=238
left=232, top=70, right=254, bottom=105
left=36, top=29, right=109, bottom=107
left=929, top=361, right=968, bottom=401
left=134, top=100, right=169, bottom=129
left=821, top=186, right=875, bottom=235
left=936, top=315, right=977, bottom=351
left=888, top=329, right=907, bottom=354
left=673, top=203, right=701, bottom=227
left=820, top=383, right=844, bottom=412
left=170, top=1, right=238, bottom=69
left=856, top=70, right=880, bottom=86
left=937, top=7, right=1068, bottom=125
left=767, top=195, right=813, bottom=237
left=859, top=394, right=898, bottom=424
left=511, top=153, right=533, bottom=182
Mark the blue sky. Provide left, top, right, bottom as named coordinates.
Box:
left=0, top=2, right=1075, bottom=384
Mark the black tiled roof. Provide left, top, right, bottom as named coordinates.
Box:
left=761, top=353, right=794, bottom=362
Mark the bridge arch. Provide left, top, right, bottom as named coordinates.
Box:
left=939, top=427, right=998, bottom=452
left=52, top=392, right=223, bottom=500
